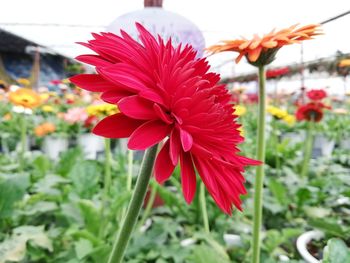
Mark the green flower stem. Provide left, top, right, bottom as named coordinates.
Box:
left=272, top=119, right=281, bottom=177
left=252, top=65, right=267, bottom=263
left=99, top=138, right=112, bottom=238
left=127, top=149, right=134, bottom=191
left=19, top=115, right=27, bottom=172
left=138, top=182, right=158, bottom=229
left=301, top=120, right=314, bottom=177
left=120, top=149, right=134, bottom=220
left=200, top=182, right=210, bottom=234
left=107, top=145, right=158, bottom=263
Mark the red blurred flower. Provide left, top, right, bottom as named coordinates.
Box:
left=243, top=93, right=259, bottom=104
left=307, top=89, right=327, bottom=101
left=50, top=79, right=62, bottom=85
left=266, top=67, right=289, bottom=79
left=296, top=102, right=329, bottom=122
left=84, top=115, right=98, bottom=129
left=70, top=23, right=259, bottom=214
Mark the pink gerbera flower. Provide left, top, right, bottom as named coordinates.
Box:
left=70, top=23, right=259, bottom=214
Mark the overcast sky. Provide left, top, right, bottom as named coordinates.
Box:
left=1, top=0, right=349, bottom=77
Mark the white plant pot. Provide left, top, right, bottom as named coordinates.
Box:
left=78, top=133, right=104, bottom=159
left=312, top=135, right=335, bottom=158
left=296, top=230, right=324, bottom=263
left=43, top=136, right=69, bottom=160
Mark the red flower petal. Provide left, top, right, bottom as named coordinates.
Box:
left=180, top=152, right=196, bottom=204
left=169, top=129, right=181, bottom=166
left=118, top=95, right=158, bottom=120
left=98, top=65, right=149, bottom=92
left=75, top=54, right=112, bottom=67
left=154, top=140, right=176, bottom=184
left=128, top=120, right=171, bottom=150
left=153, top=104, right=173, bottom=124
left=179, top=128, right=193, bottom=152
left=93, top=113, right=144, bottom=138
left=69, top=74, right=112, bottom=92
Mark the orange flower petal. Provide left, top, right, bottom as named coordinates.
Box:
left=247, top=47, right=262, bottom=62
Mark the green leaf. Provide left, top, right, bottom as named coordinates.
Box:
left=32, top=155, right=51, bottom=178
left=296, top=188, right=312, bottom=207
left=32, top=174, right=69, bottom=196
left=268, top=178, right=287, bottom=205
left=56, top=147, right=83, bottom=177
left=0, top=226, right=52, bottom=263
left=77, top=199, right=101, bottom=235
left=74, top=239, right=93, bottom=260
left=0, top=174, right=29, bottom=218
left=188, top=244, right=231, bottom=263
left=323, top=238, right=350, bottom=263
left=304, top=206, right=331, bottom=218
left=309, top=218, right=348, bottom=237
left=194, top=233, right=230, bottom=261
left=68, top=161, right=101, bottom=198
left=21, top=201, right=58, bottom=216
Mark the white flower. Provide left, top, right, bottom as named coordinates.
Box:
left=12, top=106, right=33, bottom=115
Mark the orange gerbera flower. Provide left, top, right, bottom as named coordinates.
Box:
left=34, top=122, right=56, bottom=137
left=207, top=24, right=322, bottom=66
left=8, top=88, right=42, bottom=109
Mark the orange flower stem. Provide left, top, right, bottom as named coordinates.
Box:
left=107, top=144, right=158, bottom=263
left=301, top=120, right=314, bottom=177
left=252, top=65, right=266, bottom=263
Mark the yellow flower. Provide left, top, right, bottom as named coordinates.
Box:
left=17, top=78, right=31, bottom=87
left=233, top=105, right=247, bottom=116
left=86, top=104, right=119, bottom=117
left=282, top=114, right=296, bottom=126
left=267, top=105, right=288, bottom=119
left=339, top=59, right=350, bottom=67
left=40, top=93, right=50, bottom=102
left=41, top=105, right=55, bottom=113
left=8, top=88, right=42, bottom=109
